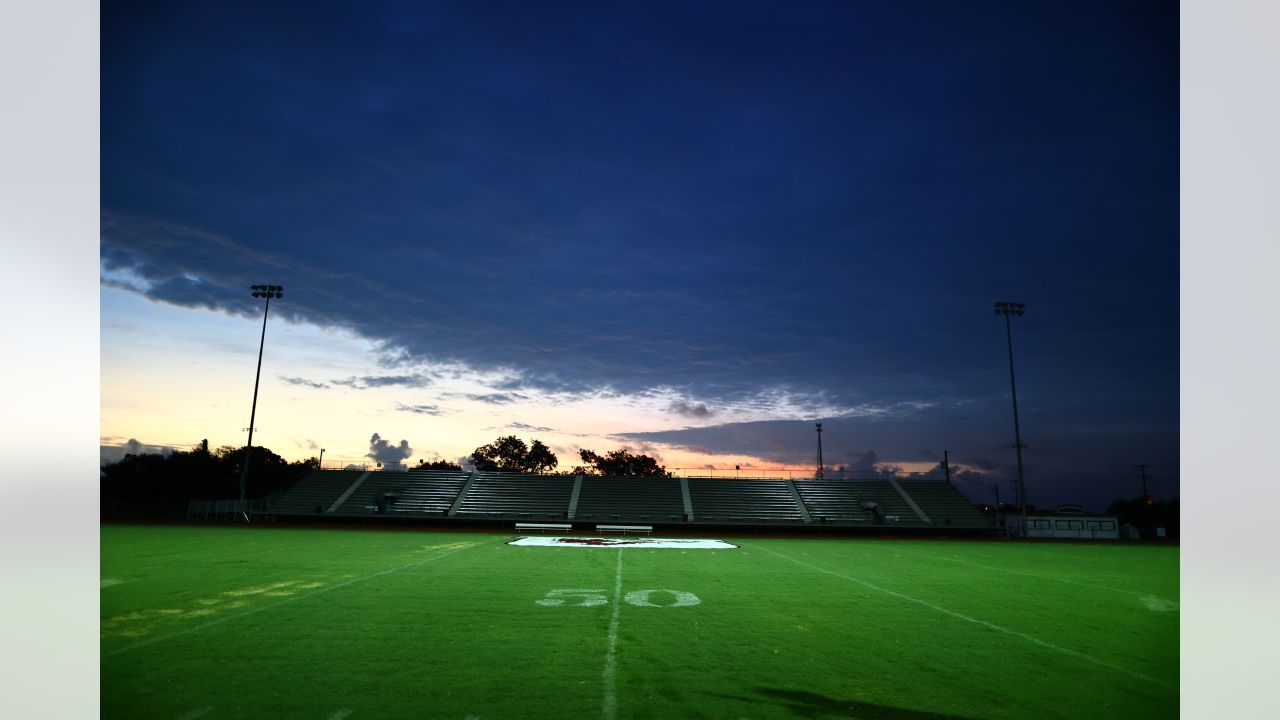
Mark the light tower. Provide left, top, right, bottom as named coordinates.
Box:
left=994, top=301, right=1028, bottom=536
left=239, top=284, right=284, bottom=503
left=815, top=422, right=824, bottom=479
left=1137, top=464, right=1152, bottom=504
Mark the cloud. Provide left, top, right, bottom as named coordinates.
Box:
left=99, top=438, right=180, bottom=466
left=366, top=433, right=413, bottom=463
left=332, top=374, right=431, bottom=389
left=848, top=449, right=879, bottom=473
left=395, top=402, right=444, bottom=416
left=667, top=401, right=714, bottom=419
left=507, top=421, right=556, bottom=433
left=440, top=392, right=527, bottom=405
left=279, top=375, right=330, bottom=389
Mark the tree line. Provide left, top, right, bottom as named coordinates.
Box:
left=100, top=434, right=669, bottom=507
left=100, top=443, right=318, bottom=505
left=466, top=435, right=669, bottom=477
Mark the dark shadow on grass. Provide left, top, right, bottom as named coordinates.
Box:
left=710, top=687, right=981, bottom=720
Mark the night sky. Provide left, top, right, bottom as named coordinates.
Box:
left=100, top=1, right=1179, bottom=511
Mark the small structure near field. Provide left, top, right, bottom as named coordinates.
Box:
left=1025, top=513, right=1120, bottom=540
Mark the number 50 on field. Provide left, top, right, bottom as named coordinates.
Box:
left=536, top=588, right=700, bottom=607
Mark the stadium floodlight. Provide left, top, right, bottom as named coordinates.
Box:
left=994, top=301, right=1028, bottom=537
left=239, top=284, right=284, bottom=504
left=815, top=422, right=824, bottom=479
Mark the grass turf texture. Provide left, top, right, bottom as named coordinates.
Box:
left=101, top=526, right=1178, bottom=719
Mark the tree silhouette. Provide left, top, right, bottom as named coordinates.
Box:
left=577, top=449, right=669, bottom=477
left=101, top=441, right=311, bottom=506
left=524, top=440, right=557, bottom=474
left=412, top=458, right=463, bottom=472
left=469, top=435, right=558, bottom=474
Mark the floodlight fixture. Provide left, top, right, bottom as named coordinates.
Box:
left=239, top=284, right=284, bottom=504
left=252, top=285, right=284, bottom=300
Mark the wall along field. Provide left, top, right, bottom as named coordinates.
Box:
left=100, top=526, right=1178, bottom=719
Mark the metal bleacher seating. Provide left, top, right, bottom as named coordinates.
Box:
left=335, top=470, right=469, bottom=516
left=454, top=472, right=574, bottom=520
left=895, top=480, right=990, bottom=527
left=686, top=478, right=804, bottom=523
left=792, top=479, right=872, bottom=523
left=848, top=480, right=923, bottom=524
left=575, top=476, right=686, bottom=522
left=268, top=470, right=366, bottom=515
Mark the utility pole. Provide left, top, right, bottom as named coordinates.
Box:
left=942, top=450, right=952, bottom=484
left=318, top=448, right=325, bottom=469
left=815, top=422, right=824, bottom=479
left=994, top=301, right=1028, bottom=537
left=1137, top=464, right=1152, bottom=504
left=239, top=284, right=284, bottom=503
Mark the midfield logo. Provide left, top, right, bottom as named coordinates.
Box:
left=508, top=536, right=738, bottom=550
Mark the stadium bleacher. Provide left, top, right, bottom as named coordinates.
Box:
left=895, top=480, right=991, bottom=527
left=334, top=470, right=469, bottom=516
left=686, top=478, right=805, bottom=523
left=262, top=470, right=989, bottom=532
left=574, top=476, right=685, bottom=522
left=846, top=480, right=926, bottom=524
left=792, top=479, right=872, bottom=523
left=453, top=472, right=575, bottom=520
left=268, top=470, right=367, bottom=515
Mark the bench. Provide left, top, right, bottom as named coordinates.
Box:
left=596, top=524, right=653, bottom=536
left=515, top=522, right=572, bottom=534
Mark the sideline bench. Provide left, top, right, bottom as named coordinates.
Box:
left=596, top=524, right=653, bottom=536
left=515, top=522, right=572, bottom=534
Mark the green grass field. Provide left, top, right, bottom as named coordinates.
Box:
left=101, top=525, right=1178, bottom=719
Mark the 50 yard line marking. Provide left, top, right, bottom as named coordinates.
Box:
left=105, top=543, right=478, bottom=657
left=602, top=549, right=624, bottom=720
left=752, top=543, right=1171, bottom=688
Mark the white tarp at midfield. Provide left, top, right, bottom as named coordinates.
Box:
left=509, top=536, right=738, bottom=550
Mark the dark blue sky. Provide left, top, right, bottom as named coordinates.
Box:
left=101, top=1, right=1179, bottom=509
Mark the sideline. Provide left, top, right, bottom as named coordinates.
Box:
left=751, top=543, right=1172, bottom=688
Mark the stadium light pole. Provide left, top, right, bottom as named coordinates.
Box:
left=994, top=301, right=1028, bottom=537
left=239, top=284, right=284, bottom=503
left=815, top=422, right=824, bottom=479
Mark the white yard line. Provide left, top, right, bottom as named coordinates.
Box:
left=175, top=707, right=211, bottom=720
left=894, top=547, right=1178, bottom=605
left=753, top=543, right=1172, bottom=688
left=106, top=544, right=477, bottom=657
left=601, top=549, right=624, bottom=720
left=326, top=709, right=352, bottom=720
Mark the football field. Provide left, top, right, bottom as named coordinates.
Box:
left=101, top=525, right=1178, bottom=719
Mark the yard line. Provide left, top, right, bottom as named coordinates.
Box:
left=326, top=709, right=352, bottom=720
left=893, top=547, right=1178, bottom=605
left=752, top=543, right=1172, bottom=688
left=175, top=707, right=211, bottom=720
left=105, top=544, right=478, bottom=657
left=601, top=549, right=624, bottom=720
